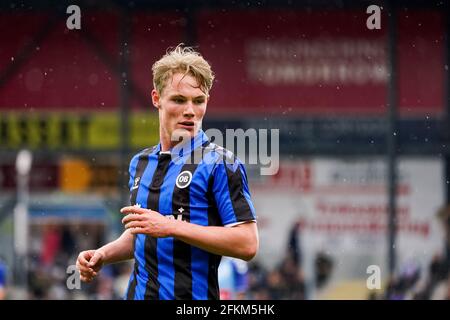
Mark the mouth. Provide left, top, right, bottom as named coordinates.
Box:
left=178, top=121, right=195, bottom=128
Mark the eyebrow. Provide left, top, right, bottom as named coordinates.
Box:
left=169, top=94, right=206, bottom=100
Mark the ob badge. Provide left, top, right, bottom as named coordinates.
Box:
left=176, top=171, right=192, bottom=189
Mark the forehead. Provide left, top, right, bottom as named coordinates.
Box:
left=162, top=73, right=205, bottom=97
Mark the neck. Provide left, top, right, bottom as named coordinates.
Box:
left=160, top=127, right=199, bottom=152
left=159, top=127, right=172, bottom=152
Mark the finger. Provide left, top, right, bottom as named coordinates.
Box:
left=80, top=274, right=92, bottom=282
left=122, top=213, right=144, bottom=225
left=124, top=221, right=146, bottom=230
left=81, top=268, right=98, bottom=276
left=78, top=252, right=92, bottom=266
left=130, top=227, right=145, bottom=235
left=80, top=271, right=93, bottom=279
left=120, top=206, right=152, bottom=215
left=88, top=251, right=103, bottom=268
left=80, top=269, right=98, bottom=279
left=77, top=264, right=92, bottom=273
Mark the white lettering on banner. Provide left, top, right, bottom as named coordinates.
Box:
left=246, top=39, right=387, bottom=86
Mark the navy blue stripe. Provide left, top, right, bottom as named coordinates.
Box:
left=144, top=153, right=172, bottom=300
left=206, top=174, right=221, bottom=300
left=126, top=148, right=153, bottom=300
left=225, top=159, right=254, bottom=222
left=171, top=147, right=204, bottom=299
left=156, top=160, right=185, bottom=300
left=133, top=149, right=159, bottom=299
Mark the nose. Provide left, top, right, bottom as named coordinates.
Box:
left=183, top=101, right=195, bottom=118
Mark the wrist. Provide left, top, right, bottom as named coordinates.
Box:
left=170, top=218, right=183, bottom=238
left=96, top=247, right=107, bottom=264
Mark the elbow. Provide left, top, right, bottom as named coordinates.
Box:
left=241, top=245, right=258, bottom=261
left=240, top=237, right=259, bottom=261
left=233, top=222, right=259, bottom=261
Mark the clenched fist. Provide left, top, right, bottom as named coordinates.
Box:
left=76, top=250, right=105, bottom=282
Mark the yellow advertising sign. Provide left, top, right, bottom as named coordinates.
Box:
left=0, top=112, right=160, bottom=150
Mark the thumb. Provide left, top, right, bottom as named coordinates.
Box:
left=88, top=251, right=104, bottom=268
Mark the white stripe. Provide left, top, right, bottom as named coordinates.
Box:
left=224, top=220, right=256, bottom=228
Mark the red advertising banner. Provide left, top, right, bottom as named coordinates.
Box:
left=0, top=10, right=444, bottom=116
left=197, top=10, right=443, bottom=115
left=0, top=12, right=184, bottom=110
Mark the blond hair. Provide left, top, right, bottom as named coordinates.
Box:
left=152, top=44, right=215, bottom=96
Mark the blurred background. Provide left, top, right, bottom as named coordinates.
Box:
left=0, top=0, right=449, bottom=300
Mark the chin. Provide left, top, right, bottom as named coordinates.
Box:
left=171, top=128, right=196, bottom=142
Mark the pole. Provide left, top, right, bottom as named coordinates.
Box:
left=14, top=149, right=32, bottom=298
left=386, top=1, right=398, bottom=277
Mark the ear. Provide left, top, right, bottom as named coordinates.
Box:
left=151, top=89, right=160, bottom=109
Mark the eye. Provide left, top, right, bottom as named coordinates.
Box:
left=194, top=99, right=205, bottom=105
left=172, top=98, right=185, bottom=104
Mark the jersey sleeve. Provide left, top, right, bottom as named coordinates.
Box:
left=128, top=153, right=140, bottom=191
left=211, top=157, right=256, bottom=227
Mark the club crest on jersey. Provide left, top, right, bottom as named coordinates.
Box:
left=176, top=170, right=192, bottom=189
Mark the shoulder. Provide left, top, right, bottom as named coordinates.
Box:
left=131, top=145, right=157, bottom=162
left=128, top=146, right=158, bottom=173
left=205, top=143, right=245, bottom=173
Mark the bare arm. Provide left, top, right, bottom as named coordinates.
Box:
left=121, top=206, right=259, bottom=261
left=97, top=228, right=135, bottom=264
left=76, top=228, right=134, bottom=282
left=172, top=220, right=258, bottom=261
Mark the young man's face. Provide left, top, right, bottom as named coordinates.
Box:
left=152, top=72, right=208, bottom=145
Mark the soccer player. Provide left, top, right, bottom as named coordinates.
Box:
left=76, top=45, right=258, bottom=300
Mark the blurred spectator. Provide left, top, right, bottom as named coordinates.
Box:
left=287, top=221, right=302, bottom=267
left=384, top=261, right=421, bottom=300
left=245, top=221, right=306, bottom=300
left=315, top=251, right=334, bottom=289
left=218, top=257, right=249, bottom=300
left=61, top=225, right=76, bottom=258
left=40, top=225, right=61, bottom=267
left=113, top=263, right=133, bottom=299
